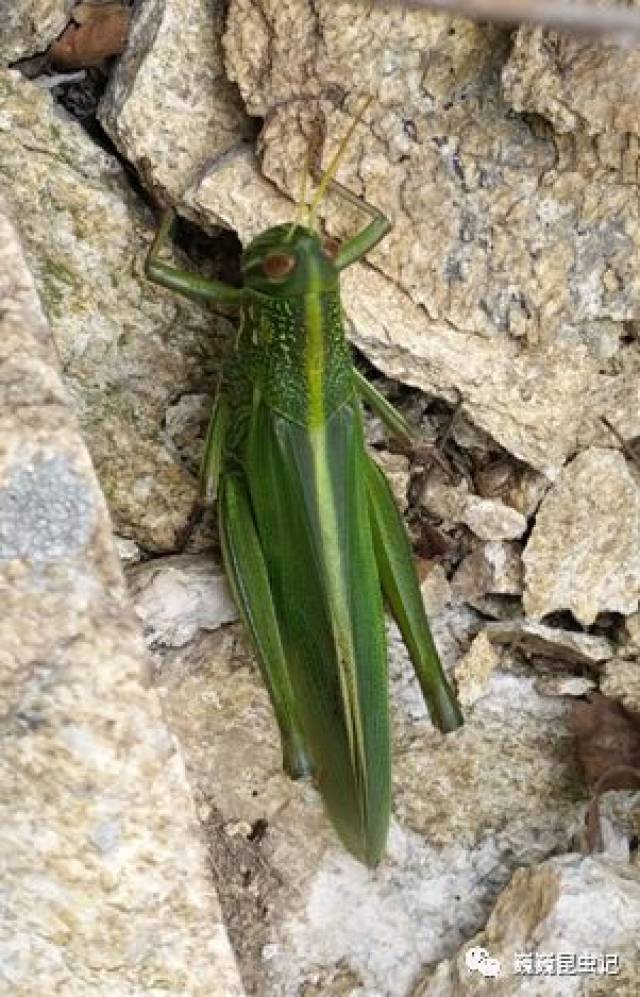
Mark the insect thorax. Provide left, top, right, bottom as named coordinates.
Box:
left=232, top=288, right=355, bottom=426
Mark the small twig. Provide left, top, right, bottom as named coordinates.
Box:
left=600, top=415, right=640, bottom=469
left=370, top=0, right=640, bottom=46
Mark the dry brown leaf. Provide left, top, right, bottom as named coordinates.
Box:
left=49, top=4, right=130, bottom=69
left=570, top=694, right=640, bottom=852
left=570, top=693, right=640, bottom=787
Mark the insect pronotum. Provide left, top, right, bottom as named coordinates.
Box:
left=145, top=100, right=463, bottom=865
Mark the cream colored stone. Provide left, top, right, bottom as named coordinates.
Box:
left=535, top=674, right=597, bottom=698
left=114, top=535, right=141, bottom=564
left=621, top=612, right=640, bottom=655
left=99, top=0, right=252, bottom=204
left=0, top=0, right=75, bottom=63
left=523, top=448, right=640, bottom=624
left=419, top=854, right=640, bottom=995
left=0, top=207, right=244, bottom=997
left=219, top=2, right=640, bottom=481
left=578, top=341, right=640, bottom=453
left=371, top=449, right=410, bottom=512
left=420, top=562, right=452, bottom=619
left=452, top=541, right=523, bottom=603
left=156, top=621, right=585, bottom=995
left=600, top=658, right=640, bottom=714
left=0, top=70, right=231, bottom=551
left=128, top=553, right=237, bottom=648
left=485, top=619, right=614, bottom=666
left=454, top=631, right=501, bottom=707
left=422, top=471, right=527, bottom=541
left=187, top=147, right=595, bottom=476
left=503, top=22, right=640, bottom=137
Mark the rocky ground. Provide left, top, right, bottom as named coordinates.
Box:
left=2, top=2, right=640, bottom=995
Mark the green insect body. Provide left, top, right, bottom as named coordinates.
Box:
left=145, top=114, right=463, bottom=865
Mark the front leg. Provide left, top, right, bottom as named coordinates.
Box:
left=331, top=180, right=392, bottom=271
left=145, top=209, right=243, bottom=305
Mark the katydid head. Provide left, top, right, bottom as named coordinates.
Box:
left=241, top=224, right=338, bottom=297
left=242, top=97, right=373, bottom=297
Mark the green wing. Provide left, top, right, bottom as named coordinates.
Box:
left=242, top=395, right=390, bottom=865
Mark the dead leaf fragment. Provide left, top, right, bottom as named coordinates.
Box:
left=49, top=4, right=130, bottom=69
left=570, top=694, right=640, bottom=853
left=570, top=693, right=640, bottom=788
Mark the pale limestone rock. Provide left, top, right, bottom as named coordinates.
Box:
left=187, top=147, right=594, bottom=476
left=114, top=534, right=141, bottom=564
left=485, top=619, right=614, bottom=667
left=128, top=553, right=237, bottom=648
left=418, top=854, right=640, bottom=995
left=99, top=0, right=252, bottom=204
left=472, top=457, right=551, bottom=522
left=621, top=612, right=640, bottom=655
left=503, top=24, right=640, bottom=137
left=95, top=0, right=640, bottom=482
left=500, top=466, right=550, bottom=520
left=230, top=12, right=640, bottom=319
left=534, top=674, right=597, bottom=698
left=523, top=448, right=640, bottom=624
left=420, top=562, right=452, bottom=619
left=0, top=0, right=74, bottom=63
left=220, top=1, right=640, bottom=477
left=578, top=341, right=640, bottom=453
left=254, top=86, right=640, bottom=341
left=454, top=631, right=501, bottom=707
left=452, top=541, right=523, bottom=604
left=0, top=70, right=232, bottom=551
left=600, top=658, right=640, bottom=714
left=422, top=471, right=527, bottom=541
left=0, top=207, right=244, bottom=997
left=371, top=449, right=410, bottom=512
left=155, top=617, right=585, bottom=995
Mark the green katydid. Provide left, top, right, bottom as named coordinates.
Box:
left=145, top=103, right=463, bottom=866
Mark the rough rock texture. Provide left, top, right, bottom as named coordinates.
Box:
left=422, top=471, right=527, bottom=540
left=503, top=26, right=640, bottom=137
left=156, top=619, right=587, bottom=995
left=8, top=1, right=640, bottom=992
left=485, top=619, right=614, bottom=667
left=419, top=854, right=640, bottom=995
left=99, top=0, right=640, bottom=478
left=453, top=631, right=500, bottom=707
left=0, top=0, right=75, bottom=64
left=129, top=553, right=237, bottom=648
left=221, top=1, right=640, bottom=465
left=0, top=69, right=231, bottom=551
left=601, top=658, right=640, bottom=715
left=0, top=207, right=244, bottom=996
left=452, top=541, right=523, bottom=603
left=187, top=145, right=595, bottom=478
left=523, top=448, right=640, bottom=624
left=99, top=0, right=253, bottom=204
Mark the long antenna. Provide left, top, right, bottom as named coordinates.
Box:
left=307, top=95, right=373, bottom=231
left=285, top=144, right=312, bottom=241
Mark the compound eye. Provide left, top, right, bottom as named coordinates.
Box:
left=262, top=253, right=296, bottom=279
left=322, top=237, right=341, bottom=260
